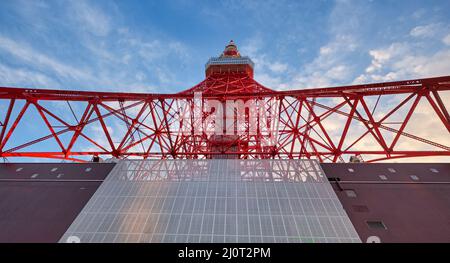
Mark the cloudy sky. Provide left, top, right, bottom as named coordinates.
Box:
left=0, top=0, right=449, bottom=162
left=1, top=0, right=449, bottom=93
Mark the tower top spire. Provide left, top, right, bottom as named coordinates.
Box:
left=205, top=40, right=254, bottom=77
left=221, top=40, right=241, bottom=58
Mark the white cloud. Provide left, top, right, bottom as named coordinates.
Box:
left=351, top=38, right=450, bottom=162
left=240, top=1, right=450, bottom=162
left=366, top=47, right=395, bottom=73
left=0, top=31, right=187, bottom=93
left=0, top=0, right=191, bottom=93
left=412, top=9, right=426, bottom=19
left=241, top=35, right=263, bottom=58
left=241, top=36, right=290, bottom=89
left=443, top=34, right=450, bottom=46
left=325, top=65, right=350, bottom=81
left=410, top=23, right=440, bottom=38
left=120, top=36, right=188, bottom=63
left=71, top=0, right=112, bottom=36
left=0, top=63, right=60, bottom=88
left=319, top=46, right=332, bottom=55
left=246, top=0, right=366, bottom=90
left=357, top=42, right=409, bottom=79
left=288, top=34, right=356, bottom=88
left=392, top=50, right=450, bottom=77
left=0, top=35, right=92, bottom=81
left=355, top=43, right=450, bottom=83
left=268, top=62, right=288, bottom=73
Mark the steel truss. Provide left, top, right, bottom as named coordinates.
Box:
left=0, top=74, right=449, bottom=162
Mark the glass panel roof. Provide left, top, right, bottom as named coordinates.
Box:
left=60, top=159, right=360, bottom=243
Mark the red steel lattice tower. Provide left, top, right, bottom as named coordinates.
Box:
left=0, top=40, right=449, bottom=162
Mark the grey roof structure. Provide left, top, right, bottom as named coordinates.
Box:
left=205, top=56, right=254, bottom=70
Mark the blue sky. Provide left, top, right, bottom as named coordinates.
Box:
left=1, top=0, right=450, bottom=93
left=0, top=0, right=449, bottom=163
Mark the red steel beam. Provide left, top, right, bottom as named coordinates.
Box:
left=0, top=75, right=449, bottom=162
left=0, top=75, right=449, bottom=101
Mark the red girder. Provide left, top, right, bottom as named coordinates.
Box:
left=0, top=74, right=449, bottom=162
